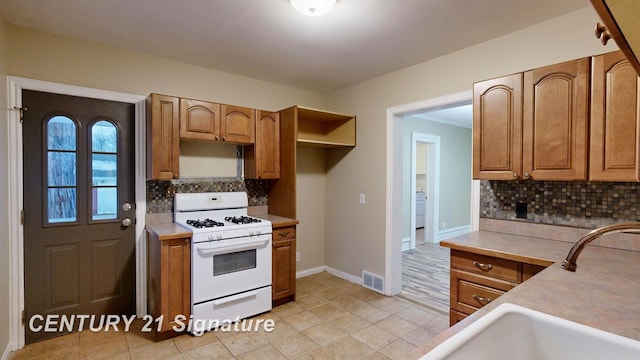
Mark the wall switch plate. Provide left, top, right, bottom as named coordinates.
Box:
left=359, top=194, right=366, bottom=205
left=296, top=252, right=300, bottom=262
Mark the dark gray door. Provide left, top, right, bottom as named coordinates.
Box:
left=22, top=90, right=136, bottom=344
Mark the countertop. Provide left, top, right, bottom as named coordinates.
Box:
left=426, top=230, right=640, bottom=353
left=144, top=214, right=298, bottom=238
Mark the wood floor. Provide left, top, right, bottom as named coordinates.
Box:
left=400, top=228, right=450, bottom=314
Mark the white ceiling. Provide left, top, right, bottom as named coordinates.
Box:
left=0, top=0, right=589, bottom=93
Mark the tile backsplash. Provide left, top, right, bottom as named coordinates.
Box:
left=480, top=180, right=640, bottom=229
left=146, top=177, right=269, bottom=214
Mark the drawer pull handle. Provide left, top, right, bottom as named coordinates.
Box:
left=473, top=261, right=493, bottom=271
left=473, top=295, right=491, bottom=304
left=279, top=232, right=290, bottom=237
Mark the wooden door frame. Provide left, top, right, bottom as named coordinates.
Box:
left=384, top=90, right=479, bottom=296
left=7, top=76, right=147, bottom=350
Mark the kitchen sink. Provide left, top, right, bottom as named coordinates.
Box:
left=421, top=303, right=640, bottom=360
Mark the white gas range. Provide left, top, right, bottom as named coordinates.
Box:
left=174, top=192, right=272, bottom=334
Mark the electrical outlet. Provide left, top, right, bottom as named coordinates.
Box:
left=296, top=252, right=300, bottom=262
left=359, top=194, right=366, bottom=205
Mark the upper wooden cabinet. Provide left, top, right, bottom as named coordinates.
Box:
left=523, top=58, right=590, bottom=181
left=245, top=110, right=280, bottom=179
left=590, top=51, right=640, bottom=181
left=179, top=99, right=255, bottom=144
left=474, top=58, right=591, bottom=181
left=472, top=73, right=523, bottom=180
left=179, top=98, right=221, bottom=141
left=221, top=105, right=255, bottom=144
left=591, top=0, right=640, bottom=76
left=147, top=94, right=180, bottom=180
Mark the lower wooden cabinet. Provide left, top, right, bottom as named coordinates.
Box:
left=272, top=225, right=296, bottom=306
left=147, top=232, right=191, bottom=340
left=448, top=249, right=546, bottom=326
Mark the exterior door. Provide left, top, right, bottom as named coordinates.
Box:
left=22, top=90, right=136, bottom=344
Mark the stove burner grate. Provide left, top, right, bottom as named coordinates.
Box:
left=224, top=216, right=262, bottom=224
left=186, top=219, right=225, bottom=228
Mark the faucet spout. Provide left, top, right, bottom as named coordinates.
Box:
left=562, top=222, right=640, bottom=272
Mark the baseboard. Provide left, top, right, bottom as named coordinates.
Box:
left=325, top=266, right=362, bottom=285
left=437, top=225, right=471, bottom=241
left=401, top=236, right=411, bottom=251
left=296, top=266, right=326, bottom=279
left=2, top=341, right=12, bottom=360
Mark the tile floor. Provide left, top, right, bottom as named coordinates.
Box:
left=10, top=272, right=449, bottom=360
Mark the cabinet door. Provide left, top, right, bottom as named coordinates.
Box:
left=590, top=51, right=640, bottom=181
left=473, top=74, right=523, bottom=180
left=523, top=58, right=590, bottom=180
left=146, top=94, right=179, bottom=180
left=179, top=98, right=221, bottom=141
left=257, top=110, right=280, bottom=179
left=272, top=238, right=295, bottom=301
left=221, top=105, right=255, bottom=144
left=161, top=238, right=190, bottom=333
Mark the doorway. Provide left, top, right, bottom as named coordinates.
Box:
left=7, top=77, right=147, bottom=350
left=384, top=90, right=480, bottom=301
left=22, top=90, right=136, bottom=343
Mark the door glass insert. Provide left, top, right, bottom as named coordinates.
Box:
left=46, top=116, right=77, bottom=223
left=213, top=250, right=257, bottom=276
left=91, top=121, right=118, bottom=220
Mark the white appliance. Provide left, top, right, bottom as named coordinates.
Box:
left=174, top=192, right=272, bottom=334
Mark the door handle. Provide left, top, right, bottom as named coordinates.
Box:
left=122, top=202, right=132, bottom=211
left=121, top=218, right=132, bottom=227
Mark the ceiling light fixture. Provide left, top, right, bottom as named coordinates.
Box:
left=290, top=0, right=337, bottom=16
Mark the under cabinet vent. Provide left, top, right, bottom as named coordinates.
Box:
left=362, top=270, right=384, bottom=294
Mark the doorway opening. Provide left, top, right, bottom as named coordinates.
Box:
left=384, top=91, right=480, bottom=312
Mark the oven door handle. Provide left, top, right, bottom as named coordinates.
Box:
left=196, top=236, right=270, bottom=255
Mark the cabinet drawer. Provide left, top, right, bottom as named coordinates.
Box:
left=451, top=249, right=521, bottom=283
left=273, top=226, right=296, bottom=241
left=449, top=309, right=468, bottom=327
left=450, top=269, right=515, bottom=315
left=522, top=263, right=547, bottom=281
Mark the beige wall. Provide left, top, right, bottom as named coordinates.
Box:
left=0, top=15, right=10, bottom=356
left=324, top=6, right=613, bottom=278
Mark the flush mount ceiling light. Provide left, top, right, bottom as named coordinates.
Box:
left=290, top=0, right=337, bottom=16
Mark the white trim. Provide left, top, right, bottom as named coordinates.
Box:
left=296, top=266, right=326, bottom=279
left=325, top=266, right=362, bottom=284
left=410, top=132, right=440, bottom=246
left=437, top=225, right=472, bottom=242
left=401, top=237, right=411, bottom=252
left=6, top=76, right=146, bottom=351
left=385, top=90, right=475, bottom=296
left=2, top=339, right=10, bottom=360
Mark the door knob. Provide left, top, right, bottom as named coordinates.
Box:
left=121, top=218, right=132, bottom=227
left=122, top=202, right=132, bottom=211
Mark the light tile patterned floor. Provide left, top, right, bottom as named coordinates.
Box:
left=10, top=272, right=449, bottom=360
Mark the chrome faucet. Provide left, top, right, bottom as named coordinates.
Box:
left=562, top=222, right=640, bottom=272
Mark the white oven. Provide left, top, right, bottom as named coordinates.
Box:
left=174, top=192, right=272, bottom=335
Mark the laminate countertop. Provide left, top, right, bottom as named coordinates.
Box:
left=425, top=230, right=640, bottom=354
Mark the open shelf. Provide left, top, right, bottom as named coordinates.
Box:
left=295, top=106, right=356, bottom=147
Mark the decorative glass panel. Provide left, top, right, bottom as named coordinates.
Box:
left=48, top=188, right=77, bottom=223
left=92, top=187, right=117, bottom=220
left=47, top=116, right=76, bottom=151
left=92, top=154, right=117, bottom=186
left=48, top=152, right=76, bottom=186
left=46, top=116, right=77, bottom=224
left=91, top=121, right=118, bottom=221
left=92, top=121, right=117, bottom=153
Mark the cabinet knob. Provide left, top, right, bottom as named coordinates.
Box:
left=473, top=295, right=492, bottom=305
left=512, top=172, right=518, bottom=180
left=215, top=135, right=219, bottom=141
left=279, top=232, right=290, bottom=238
left=594, top=22, right=612, bottom=45
left=222, top=136, right=226, bottom=141
left=523, top=172, right=530, bottom=179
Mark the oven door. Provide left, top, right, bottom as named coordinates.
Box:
left=192, top=234, right=272, bottom=304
